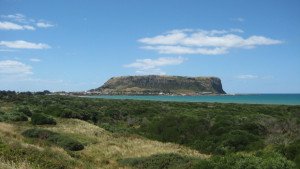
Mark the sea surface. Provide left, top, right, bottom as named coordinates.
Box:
left=84, top=94, right=300, bottom=105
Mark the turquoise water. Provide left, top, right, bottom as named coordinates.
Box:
left=84, top=94, right=300, bottom=105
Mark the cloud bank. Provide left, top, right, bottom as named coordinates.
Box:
left=0, top=40, right=50, bottom=49
left=0, top=14, right=54, bottom=31
left=36, top=22, right=54, bottom=28
left=0, top=21, right=35, bottom=30
left=0, top=60, right=32, bottom=76
left=236, top=74, right=258, bottom=79
left=125, top=56, right=186, bottom=75
left=138, top=29, right=282, bottom=55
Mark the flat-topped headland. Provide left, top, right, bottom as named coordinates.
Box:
left=90, top=75, right=226, bottom=95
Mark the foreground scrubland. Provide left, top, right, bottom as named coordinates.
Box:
left=0, top=91, right=299, bottom=168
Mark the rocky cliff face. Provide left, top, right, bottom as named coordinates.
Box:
left=92, top=75, right=226, bottom=95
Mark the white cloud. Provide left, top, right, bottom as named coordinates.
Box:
left=236, top=74, right=258, bottom=79
left=1, top=14, right=54, bottom=30
left=235, top=74, right=275, bottom=80
left=1, top=14, right=29, bottom=23
left=138, top=29, right=282, bottom=55
left=231, top=17, right=245, bottom=22
left=0, top=60, right=32, bottom=76
left=142, top=46, right=228, bottom=55
left=0, top=21, right=35, bottom=30
left=23, top=25, right=35, bottom=30
left=0, top=40, right=50, bottom=49
left=136, top=68, right=167, bottom=75
left=29, top=58, right=41, bottom=62
left=124, top=56, right=186, bottom=75
left=230, top=28, right=244, bottom=33
left=36, top=22, right=54, bottom=28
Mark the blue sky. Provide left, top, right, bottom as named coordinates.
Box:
left=0, top=0, right=299, bottom=93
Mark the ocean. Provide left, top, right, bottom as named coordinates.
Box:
left=84, top=94, right=300, bottom=105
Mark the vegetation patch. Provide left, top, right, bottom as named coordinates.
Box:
left=1, top=91, right=300, bottom=168
left=0, top=111, right=28, bottom=122
left=194, top=151, right=296, bottom=169
left=120, top=151, right=296, bottom=169
left=0, top=139, right=77, bottom=169
left=119, top=153, right=198, bottom=169
left=276, top=139, right=300, bottom=168
left=140, top=115, right=266, bottom=154
left=31, top=113, right=57, bottom=125
left=22, top=128, right=84, bottom=151
left=17, top=106, right=32, bottom=117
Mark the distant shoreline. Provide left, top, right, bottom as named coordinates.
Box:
left=80, top=94, right=300, bottom=105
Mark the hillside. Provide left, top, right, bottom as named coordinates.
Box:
left=0, top=92, right=299, bottom=169
left=0, top=118, right=206, bottom=169
left=92, top=75, right=226, bottom=95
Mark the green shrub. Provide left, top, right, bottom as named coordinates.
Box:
left=0, top=111, right=5, bottom=121
left=48, top=134, right=84, bottom=151
left=141, top=115, right=209, bottom=144
left=17, top=106, right=32, bottom=117
left=0, top=111, right=28, bottom=122
left=220, top=130, right=263, bottom=152
left=141, top=115, right=265, bottom=154
left=193, top=151, right=296, bottom=169
left=120, top=152, right=296, bottom=169
left=240, top=122, right=267, bottom=136
left=277, top=140, right=300, bottom=168
left=22, top=128, right=84, bottom=151
left=31, top=113, right=56, bottom=125
left=119, top=153, right=197, bottom=169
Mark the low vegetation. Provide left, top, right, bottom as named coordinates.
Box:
left=0, top=111, right=28, bottom=122
left=0, top=90, right=300, bottom=168
left=119, top=153, right=199, bottom=169
left=120, top=151, right=296, bottom=169
left=17, top=106, right=32, bottom=117
left=22, top=128, right=84, bottom=151
left=31, top=113, right=57, bottom=125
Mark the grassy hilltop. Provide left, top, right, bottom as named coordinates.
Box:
left=0, top=91, right=300, bottom=169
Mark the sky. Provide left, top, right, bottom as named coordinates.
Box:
left=0, top=0, right=300, bottom=93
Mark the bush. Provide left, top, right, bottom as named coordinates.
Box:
left=277, top=140, right=300, bottom=168
left=48, top=134, right=84, bottom=151
left=193, top=151, right=296, bottom=169
left=119, top=153, right=197, bottom=169
left=120, top=152, right=296, bottom=169
left=241, top=122, right=267, bottom=136
left=0, top=111, right=5, bottom=121
left=0, top=111, right=28, bottom=122
left=220, top=130, right=263, bottom=152
left=31, top=113, right=56, bottom=125
left=22, top=128, right=84, bottom=151
left=141, top=115, right=209, bottom=144
left=18, top=106, right=32, bottom=117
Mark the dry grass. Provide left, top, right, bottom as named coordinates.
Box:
left=0, top=122, right=45, bottom=151
left=0, top=158, right=32, bottom=169
left=44, top=118, right=208, bottom=169
left=0, top=102, right=15, bottom=112
left=0, top=122, right=21, bottom=141
left=0, top=123, right=16, bottom=135
left=0, top=119, right=208, bottom=169
left=0, top=123, right=33, bottom=169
